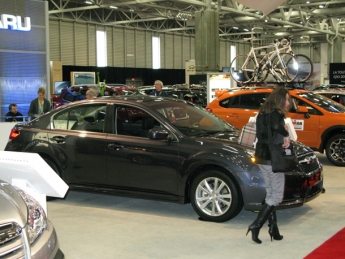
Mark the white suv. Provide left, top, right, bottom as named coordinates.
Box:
left=0, top=179, right=64, bottom=258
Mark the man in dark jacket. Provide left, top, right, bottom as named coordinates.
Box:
left=5, top=104, right=24, bottom=122
left=150, top=80, right=169, bottom=97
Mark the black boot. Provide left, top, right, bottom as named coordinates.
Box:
left=268, top=210, right=283, bottom=241
left=246, top=204, right=275, bottom=244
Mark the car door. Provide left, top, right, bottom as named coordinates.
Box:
left=219, top=93, right=268, bottom=129
left=105, top=105, right=181, bottom=196
left=49, top=103, right=108, bottom=185
left=288, top=97, right=321, bottom=149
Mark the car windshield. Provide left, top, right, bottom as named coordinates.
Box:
left=298, top=92, right=345, bottom=113
left=151, top=101, right=237, bottom=136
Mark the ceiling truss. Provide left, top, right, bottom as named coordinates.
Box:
left=48, top=0, right=345, bottom=44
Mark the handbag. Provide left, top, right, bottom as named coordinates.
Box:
left=238, top=121, right=256, bottom=147
left=267, top=113, right=299, bottom=172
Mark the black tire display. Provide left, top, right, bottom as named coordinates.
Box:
left=190, top=170, right=242, bottom=222
left=325, top=134, right=345, bottom=166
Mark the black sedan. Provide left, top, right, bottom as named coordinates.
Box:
left=5, top=96, right=323, bottom=222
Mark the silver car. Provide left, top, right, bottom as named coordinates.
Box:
left=0, top=180, right=64, bottom=259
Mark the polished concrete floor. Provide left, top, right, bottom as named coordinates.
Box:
left=47, top=153, right=345, bottom=259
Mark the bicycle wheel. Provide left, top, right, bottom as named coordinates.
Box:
left=287, top=54, right=313, bottom=83
left=230, top=54, right=256, bottom=84
left=272, top=53, right=298, bottom=82
left=256, top=56, right=269, bottom=82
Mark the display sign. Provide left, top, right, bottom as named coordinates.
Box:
left=0, top=14, right=31, bottom=31
left=206, top=73, right=231, bottom=104
left=329, top=63, right=345, bottom=84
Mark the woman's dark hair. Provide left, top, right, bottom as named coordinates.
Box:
left=259, top=87, right=291, bottom=115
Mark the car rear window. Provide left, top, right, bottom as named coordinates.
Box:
left=298, top=92, right=345, bottom=113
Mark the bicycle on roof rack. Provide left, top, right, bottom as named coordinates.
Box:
left=230, top=36, right=299, bottom=84
left=278, top=36, right=314, bottom=83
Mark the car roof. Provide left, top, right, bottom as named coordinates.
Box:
left=57, top=94, right=187, bottom=108
left=214, top=86, right=310, bottom=98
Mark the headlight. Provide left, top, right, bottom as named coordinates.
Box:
left=15, top=188, right=47, bottom=244
left=244, top=149, right=256, bottom=163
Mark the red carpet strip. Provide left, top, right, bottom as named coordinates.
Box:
left=304, top=227, right=345, bottom=258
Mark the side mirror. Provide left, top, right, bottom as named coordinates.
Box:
left=84, top=116, right=95, bottom=123
left=149, top=129, right=169, bottom=140
left=296, top=106, right=310, bottom=119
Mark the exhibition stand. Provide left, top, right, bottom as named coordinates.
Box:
left=0, top=151, right=69, bottom=215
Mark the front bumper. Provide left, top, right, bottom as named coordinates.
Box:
left=31, top=220, right=64, bottom=259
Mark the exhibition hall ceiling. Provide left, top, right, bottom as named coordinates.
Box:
left=48, top=0, right=345, bottom=43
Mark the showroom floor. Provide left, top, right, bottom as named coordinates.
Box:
left=47, top=153, right=345, bottom=259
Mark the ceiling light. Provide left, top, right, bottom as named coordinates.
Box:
left=233, top=27, right=238, bottom=29
left=110, top=6, right=118, bottom=9
left=319, top=5, right=324, bottom=8
left=84, top=1, right=93, bottom=4
left=306, top=1, right=310, bottom=3
left=243, top=28, right=249, bottom=31
left=130, top=8, right=134, bottom=12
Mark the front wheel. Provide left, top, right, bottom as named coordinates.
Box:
left=230, top=55, right=256, bottom=84
left=190, top=170, right=243, bottom=222
left=326, top=134, right=345, bottom=166
left=287, top=54, right=313, bottom=83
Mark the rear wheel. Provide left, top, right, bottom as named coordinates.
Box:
left=190, top=170, right=243, bottom=222
left=287, top=54, right=313, bottom=83
left=325, top=134, right=345, bottom=166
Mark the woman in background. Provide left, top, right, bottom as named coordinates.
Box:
left=28, top=87, right=51, bottom=120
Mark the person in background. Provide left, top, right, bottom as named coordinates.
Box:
left=91, top=85, right=101, bottom=97
left=86, top=89, right=98, bottom=100
left=246, top=87, right=291, bottom=244
left=5, top=104, right=24, bottom=122
left=28, top=87, right=51, bottom=120
left=150, top=80, right=169, bottom=97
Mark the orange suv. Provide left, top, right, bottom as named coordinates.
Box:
left=206, top=87, right=345, bottom=166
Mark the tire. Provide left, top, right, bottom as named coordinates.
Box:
left=272, top=53, right=298, bottom=82
left=288, top=54, right=313, bottom=83
left=190, top=170, right=243, bottom=222
left=325, top=134, right=345, bottom=166
left=230, top=55, right=256, bottom=84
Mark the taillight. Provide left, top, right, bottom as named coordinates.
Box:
left=206, top=108, right=212, bottom=113
left=9, top=128, right=20, bottom=140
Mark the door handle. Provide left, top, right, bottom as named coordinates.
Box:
left=51, top=136, right=65, bottom=143
left=108, top=143, right=124, bottom=150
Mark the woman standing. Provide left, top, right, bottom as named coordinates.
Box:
left=246, top=87, right=291, bottom=244
left=28, top=87, right=51, bottom=120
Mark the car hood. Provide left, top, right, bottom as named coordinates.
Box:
left=193, top=130, right=315, bottom=157
left=0, top=180, right=28, bottom=227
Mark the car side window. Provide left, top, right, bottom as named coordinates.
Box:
left=115, top=106, right=160, bottom=138
left=219, top=93, right=266, bottom=109
left=53, top=104, right=107, bottom=132
left=291, top=97, right=319, bottom=115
